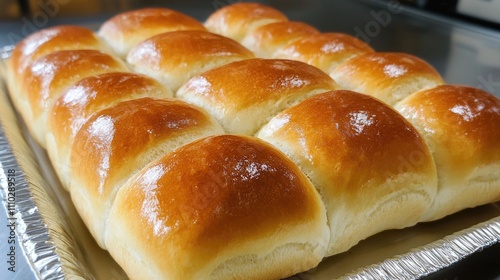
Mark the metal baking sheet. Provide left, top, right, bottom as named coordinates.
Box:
left=1, top=43, right=500, bottom=280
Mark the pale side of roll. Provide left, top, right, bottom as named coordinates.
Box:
left=127, top=30, right=254, bottom=92
left=395, top=85, right=500, bottom=222
left=241, top=21, right=319, bottom=58
left=98, top=7, right=207, bottom=58
left=21, top=49, right=128, bottom=147
left=330, top=52, right=445, bottom=106
left=105, top=134, right=329, bottom=280
left=205, top=2, right=288, bottom=42
left=177, top=58, right=339, bottom=135
left=274, top=32, right=374, bottom=73
left=69, top=97, right=224, bottom=249
left=6, top=25, right=113, bottom=110
left=46, top=72, right=173, bottom=190
left=258, top=90, right=437, bottom=256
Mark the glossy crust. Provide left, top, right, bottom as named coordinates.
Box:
left=7, top=25, right=111, bottom=106
left=258, top=90, right=437, bottom=256
left=105, top=135, right=329, bottom=280
left=395, top=85, right=500, bottom=221
left=330, top=52, right=445, bottom=106
left=22, top=49, right=128, bottom=147
left=127, top=30, right=254, bottom=91
left=70, top=98, right=224, bottom=248
left=274, top=32, right=374, bottom=73
left=241, top=21, right=320, bottom=58
left=98, top=8, right=206, bottom=58
left=177, top=58, right=339, bottom=135
left=46, top=72, right=173, bottom=190
left=205, top=2, right=288, bottom=42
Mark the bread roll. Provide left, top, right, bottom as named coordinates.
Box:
left=205, top=2, right=288, bottom=42
left=47, top=72, right=173, bottom=190
left=105, top=134, right=329, bottom=280
left=274, top=32, right=374, bottom=73
left=98, top=8, right=206, bottom=58
left=21, top=49, right=128, bottom=147
left=395, top=85, right=500, bottom=222
left=241, top=21, right=319, bottom=58
left=70, top=98, right=224, bottom=248
left=7, top=25, right=112, bottom=106
left=330, top=52, right=445, bottom=106
left=127, top=30, right=254, bottom=92
left=258, top=90, right=437, bottom=256
left=177, top=58, right=339, bottom=135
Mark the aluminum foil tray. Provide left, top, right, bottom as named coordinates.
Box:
left=1, top=45, right=500, bottom=280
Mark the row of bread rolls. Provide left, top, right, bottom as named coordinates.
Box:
left=6, top=2, right=500, bottom=280
left=205, top=2, right=500, bottom=224
left=6, top=7, right=330, bottom=279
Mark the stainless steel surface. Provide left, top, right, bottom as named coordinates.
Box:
left=0, top=1, right=499, bottom=279
left=457, top=0, right=500, bottom=24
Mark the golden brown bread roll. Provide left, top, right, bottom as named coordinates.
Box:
left=395, top=85, right=500, bottom=222
left=6, top=25, right=112, bottom=107
left=258, top=90, right=437, bottom=256
left=177, top=58, right=339, bottom=135
left=274, top=32, right=374, bottom=73
left=21, top=49, right=128, bottom=147
left=241, top=21, right=320, bottom=58
left=98, top=8, right=207, bottom=58
left=46, top=72, right=173, bottom=190
left=127, top=30, right=254, bottom=92
left=205, top=2, right=288, bottom=42
left=70, top=98, right=224, bottom=248
left=105, top=134, right=329, bottom=280
left=330, top=52, right=445, bottom=106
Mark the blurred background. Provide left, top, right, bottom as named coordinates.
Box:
left=1, top=0, right=499, bottom=25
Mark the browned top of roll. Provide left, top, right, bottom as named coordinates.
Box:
left=10, top=25, right=108, bottom=79
left=127, top=30, right=254, bottom=91
left=70, top=98, right=216, bottom=199
left=179, top=58, right=337, bottom=111
left=259, top=90, right=435, bottom=198
left=333, top=52, right=440, bottom=82
left=24, top=50, right=127, bottom=117
left=128, top=30, right=253, bottom=70
left=331, top=52, right=445, bottom=106
left=396, top=85, right=500, bottom=179
left=50, top=72, right=173, bottom=146
left=205, top=2, right=288, bottom=41
left=110, top=135, right=321, bottom=273
left=274, top=32, right=374, bottom=73
left=98, top=8, right=206, bottom=57
left=242, top=21, right=319, bottom=57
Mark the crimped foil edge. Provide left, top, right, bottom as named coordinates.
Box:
left=341, top=217, right=500, bottom=280
left=0, top=86, right=65, bottom=278
left=0, top=45, right=92, bottom=280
